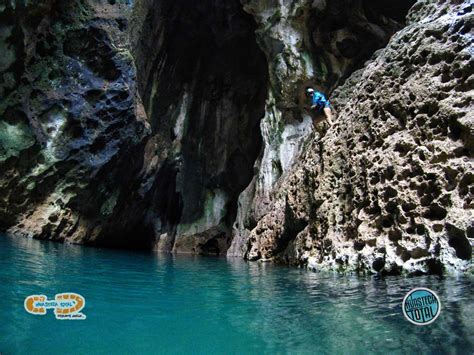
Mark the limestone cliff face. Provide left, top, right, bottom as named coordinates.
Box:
left=231, top=0, right=473, bottom=274
left=229, top=0, right=412, bottom=257
left=0, top=0, right=150, bottom=247
left=0, top=0, right=472, bottom=273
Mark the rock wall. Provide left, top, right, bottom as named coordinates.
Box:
left=130, top=0, right=268, bottom=255
left=229, top=0, right=414, bottom=257
left=0, top=0, right=151, bottom=248
left=231, top=0, right=473, bottom=274
left=0, top=0, right=472, bottom=273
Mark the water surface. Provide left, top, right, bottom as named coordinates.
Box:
left=0, top=234, right=472, bottom=354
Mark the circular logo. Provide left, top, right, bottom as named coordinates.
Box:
left=402, top=288, right=441, bottom=325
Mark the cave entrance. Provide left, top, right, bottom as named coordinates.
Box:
left=363, top=0, right=417, bottom=23
left=132, top=0, right=269, bottom=250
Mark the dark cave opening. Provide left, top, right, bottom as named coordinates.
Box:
left=132, top=0, right=268, bottom=247
left=363, top=0, right=417, bottom=23
left=308, top=0, right=417, bottom=92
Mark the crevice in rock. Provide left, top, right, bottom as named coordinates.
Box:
left=307, top=0, right=416, bottom=92
left=446, top=223, right=472, bottom=261
left=131, top=0, right=269, bottom=251
left=0, top=5, right=25, bottom=98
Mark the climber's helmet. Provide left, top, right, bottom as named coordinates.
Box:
left=305, top=87, right=315, bottom=98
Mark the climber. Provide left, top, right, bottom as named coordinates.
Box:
left=305, top=87, right=334, bottom=125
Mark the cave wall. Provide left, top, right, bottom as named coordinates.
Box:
left=0, top=0, right=151, bottom=247
left=1, top=0, right=472, bottom=274
left=229, top=0, right=413, bottom=256
left=130, top=0, right=269, bottom=254
left=232, top=0, right=473, bottom=274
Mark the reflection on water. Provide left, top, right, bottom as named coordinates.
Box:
left=0, top=234, right=472, bottom=354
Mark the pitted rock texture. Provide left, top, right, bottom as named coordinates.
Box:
left=232, top=0, right=473, bottom=274
left=0, top=0, right=472, bottom=274
left=228, top=0, right=414, bottom=257
left=0, top=0, right=150, bottom=247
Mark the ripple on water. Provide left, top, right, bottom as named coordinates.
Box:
left=0, top=234, right=472, bottom=354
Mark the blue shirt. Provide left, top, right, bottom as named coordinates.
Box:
left=311, top=92, right=330, bottom=111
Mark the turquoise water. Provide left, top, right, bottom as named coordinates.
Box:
left=0, top=234, right=472, bottom=354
